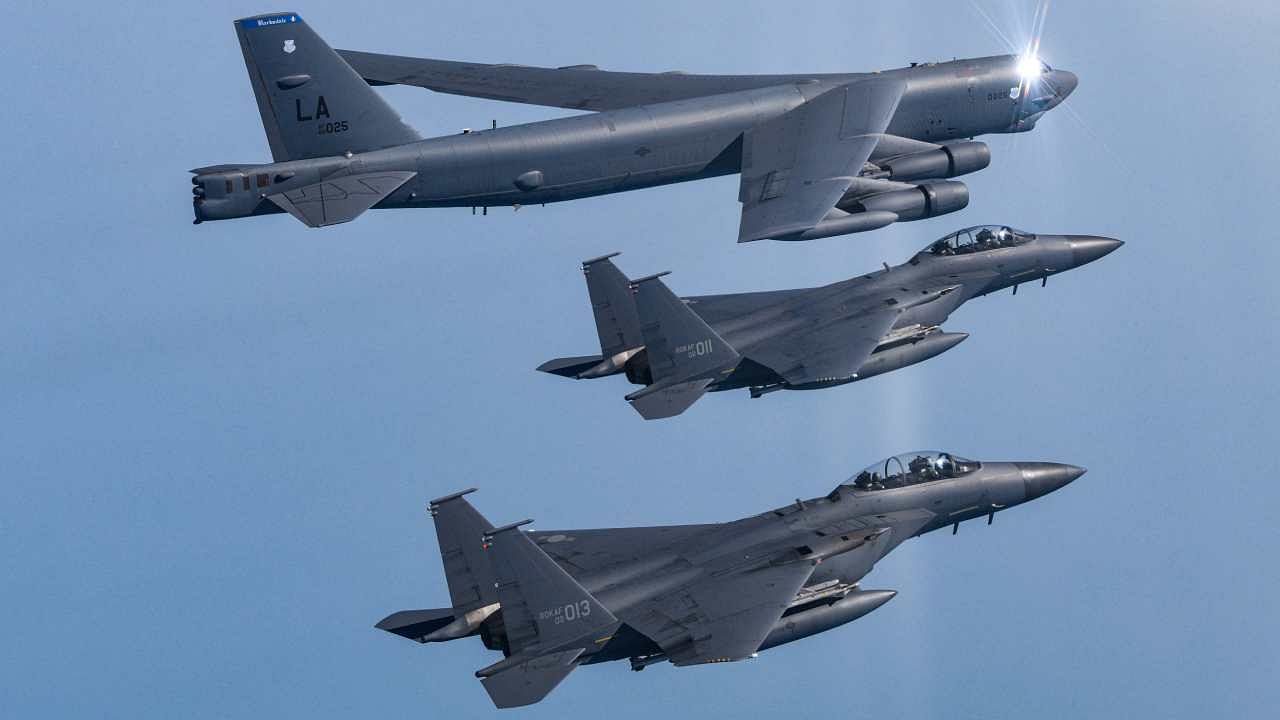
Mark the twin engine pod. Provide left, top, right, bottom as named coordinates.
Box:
left=774, top=142, right=988, bottom=241
left=876, top=141, right=991, bottom=182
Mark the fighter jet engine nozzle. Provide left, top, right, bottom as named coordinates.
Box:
left=1016, top=462, right=1086, bottom=501
left=757, top=590, right=897, bottom=653
left=879, top=142, right=991, bottom=182
left=842, top=181, right=969, bottom=224
left=623, top=349, right=654, bottom=386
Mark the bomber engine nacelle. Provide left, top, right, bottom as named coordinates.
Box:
left=839, top=180, right=970, bottom=223
left=878, top=141, right=991, bottom=182
left=776, top=179, right=970, bottom=241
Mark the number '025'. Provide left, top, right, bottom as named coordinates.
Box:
left=318, top=121, right=349, bottom=135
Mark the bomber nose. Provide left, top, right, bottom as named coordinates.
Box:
left=1017, top=463, right=1085, bottom=501
left=1068, top=236, right=1124, bottom=268
left=1046, top=69, right=1078, bottom=101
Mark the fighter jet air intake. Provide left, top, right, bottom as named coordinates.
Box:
left=192, top=13, right=1077, bottom=242
left=380, top=454, right=1084, bottom=708
left=540, top=226, right=1121, bottom=418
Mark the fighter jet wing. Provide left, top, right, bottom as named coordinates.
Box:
left=742, top=284, right=960, bottom=386
left=619, top=558, right=818, bottom=666
left=737, top=78, right=905, bottom=243
left=745, top=305, right=901, bottom=386
left=680, top=288, right=810, bottom=328
left=337, top=49, right=848, bottom=111
left=530, top=525, right=720, bottom=575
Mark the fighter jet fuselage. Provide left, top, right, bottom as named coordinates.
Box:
left=540, top=227, right=1122, bottom=417
left=380, top=453, right=1084, bottom=707
left=192, top=14, right=1076, bottom=239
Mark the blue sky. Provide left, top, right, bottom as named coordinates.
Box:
left=2, top=1, right=1277, bottom=717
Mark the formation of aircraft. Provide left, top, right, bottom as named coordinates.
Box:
left=379, top=454, right=1084, bottom=707
left=192, top=13, right=1075, bottom=242
left=187, top=12, right=1112, bottom=710
left=541, top=226, right=1120, bottom=418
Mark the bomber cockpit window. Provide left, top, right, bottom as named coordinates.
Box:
left=925, top=225, right=1034, bottom=256
left=846, top=451, right=981, bottom=491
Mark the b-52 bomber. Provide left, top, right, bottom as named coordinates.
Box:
left=379, top=452, right=1084, bottom=708
left=192, top=12, right=1077, bottom=241
left=540, top=226, right=1122, bottom=419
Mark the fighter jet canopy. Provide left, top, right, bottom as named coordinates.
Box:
left=847, top=451, right=981, bottom=491
left=924, top=225, right=1034, bottom=256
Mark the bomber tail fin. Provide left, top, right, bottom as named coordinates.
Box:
left=474, top=520, right=617, bottom=708
left=235, top=12, right=420, bottom=161
left=624, top=273, right=740, bottom=419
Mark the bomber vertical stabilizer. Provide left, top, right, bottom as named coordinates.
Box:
left=235, top=12, right=420, bottom=161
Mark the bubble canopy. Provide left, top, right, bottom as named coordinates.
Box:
left=847, top=451, right=982, bottom=491
left=924, top=225, right=1034, bottom=256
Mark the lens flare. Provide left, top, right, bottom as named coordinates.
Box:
left=1017, top=54, right=1044, bottom=80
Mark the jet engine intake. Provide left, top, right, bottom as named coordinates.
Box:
left=879, top=141, right=990, bottom=181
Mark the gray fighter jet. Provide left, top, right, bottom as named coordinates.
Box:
left=192, top=13, right=1077, bottom=242
left=540, top=226, right=1121, bottom=419
left=379, top=453, right=1084, bottom=708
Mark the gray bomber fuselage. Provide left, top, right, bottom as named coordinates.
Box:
left=195, top=55, right=1075, bottom=223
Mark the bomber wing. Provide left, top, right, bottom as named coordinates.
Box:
left=337, top=49, right=860, bottom=111
left=737, top=78, right=906, bottom=243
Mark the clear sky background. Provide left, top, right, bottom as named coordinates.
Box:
left=3, top=1, right=1277, bottom=717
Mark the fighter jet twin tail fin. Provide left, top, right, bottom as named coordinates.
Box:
left=624, top=271, right=740, bottom=419
left=378, top=490, right=617, bottom=709
left=538, top=255, right=740, bottom=420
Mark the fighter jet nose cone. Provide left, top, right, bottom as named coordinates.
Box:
left=1047, top=69, right=1079, bottom=100
left=1068, top=236, right=1124, bottom=268
left=1018, top=462, right=1086, bottom=500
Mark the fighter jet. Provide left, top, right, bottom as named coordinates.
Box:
left=192, top=12, right=1078, bottom=242
left=539, top=226, right=1121, bottom=419
left=379, top=453, right=1084, bottom=708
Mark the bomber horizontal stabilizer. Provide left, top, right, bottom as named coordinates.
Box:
left=268, top=170, right=416, bottom=227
